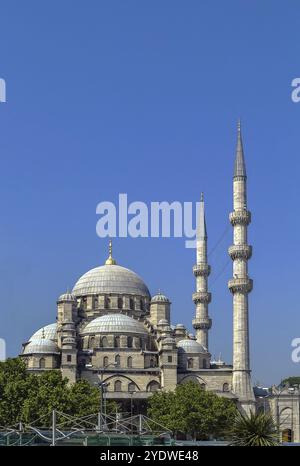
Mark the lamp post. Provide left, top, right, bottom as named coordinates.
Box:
left=87, top=361, right=118, bottom=431
left=129, top=390, right=135, bottom=434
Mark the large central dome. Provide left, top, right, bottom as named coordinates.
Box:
left=72, top=264, right=150, bottom=297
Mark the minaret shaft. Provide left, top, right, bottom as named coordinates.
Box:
left=228, top=123, right=255, bottom=412
left=192, top=195, right=211, bottom=349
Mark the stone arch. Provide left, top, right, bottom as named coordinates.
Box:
left=179, top=374, right=207, bottom=386
left=104, top=374, right=141, bottom=391
left=127, top=356, right=133, bottom=368
left=147, top=380, right=160, bottom=392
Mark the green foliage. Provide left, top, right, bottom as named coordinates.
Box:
left=0, top=358, right=116, bottom=427
left=230, top=411, right=279, bottom=446
left=147, top=381, right=237, bottom=439
left=280, top=376, right=300, bottom=388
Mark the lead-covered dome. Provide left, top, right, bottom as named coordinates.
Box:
left=23, top=338, right=59, bottom=355
left=81, top=314, right=148, bottom=335
left=29, top=323, right=57, bottom=341
left=72, top=264, right=150, bottom=297
left=177, top=339, right=207, bottom=353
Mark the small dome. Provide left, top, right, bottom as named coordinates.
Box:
left=29, top=323, right=57, bottom=341
left=177, top=339, right=207, bottom=353
left=72, top=265, right=150, bottom=297
left=158, top=319, right=168, bottom=325
left=175, top=324, right=185, bottom=329
left=81, top=314, right=148, bottom=335
left=162, top=337, right=175, bottom=345
left=23, top=338, right=59, bottom=355
left=151, top=293, right=170, bottom=303
left=58, top=292, right=77, bottom=303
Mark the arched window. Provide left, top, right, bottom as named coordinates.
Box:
left=127, top=356, right=133, bottom=368
left=282, top=429, right=293, bottom=443
left=147, top=381, right=160, bottom=392
left=89, top=337, right=95, bottom=348
left=115, top=336, right=120, bottom=348
left=114, top=380, right=122, bottom=392
left=39, top=358, right=45, bottom=369
left=129, top=298, right=134, bottom=310
left=223, top=383, right=229, bottom=392
left=203, top=359, right=207, bottom=369
left=140, top=299, right=144, bottom=311
left=103, top=356, right=108, bottom=367
left=118, top=298, right=123, bottom=309
left=115, top=354, right=120, bottom=366
left=94, top=298, right=98, bottom=308
left=105, top=297, right=110, bottom=309
left=128, top=382, right=136, bottom=392
left=188, top=358, right=194, bottom=369
left=127, top=336, right=133, bottom=348
left=102, top=336, right=108, bottom=347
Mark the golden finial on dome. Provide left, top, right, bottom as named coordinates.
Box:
left=105, top=239, right=117, bottom=265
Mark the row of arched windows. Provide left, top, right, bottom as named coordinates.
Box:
left=187, top=358, right=208, bottom=369
left=88, top=336, right=142, bottom=349
left=102, top=355, right=133, bottom=368
left=113, top=380, right=160, bottom=392
left=85, top=297, right=146, bottom=311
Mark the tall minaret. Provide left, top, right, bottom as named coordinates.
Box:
left=192, top=193, right=212, bottom=350
left=228, top=121, right=255, bottom=413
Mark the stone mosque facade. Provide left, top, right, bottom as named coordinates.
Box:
left=20, top=124, right=254, bottom=415
left=20, top=124, right=300, bottom=439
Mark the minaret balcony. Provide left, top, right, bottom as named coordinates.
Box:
left=228, top=245, right=252, bottom=260
left=192, top=291, right=211, bottom=304
left=228, top=278, right=253, bottom=294
left=229, top=210, right=251, bottom=226
left=193, top=264, right=211, bottom=277
left=192, top=317, right=212, bottom=330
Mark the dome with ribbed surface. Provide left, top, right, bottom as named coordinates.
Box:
left=81, top=313, right=148, bottom=335
left=72, top=264, right=150, bottom=297
left=29, top=323, right=57, bottom=341
left=177, top=339, right=207, bottom=353
left=23, top=338, right=59, bottom=355
left=151, top=293, right=170, bottom=303
left=57, top=292, right=77, bottom=303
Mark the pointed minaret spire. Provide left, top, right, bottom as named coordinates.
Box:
left=234, top=120, right=247, bottom=178
left=198, top=192, right=207, bottom=241
left=192, top=194, right=212, bottom=350
left=228, top=122, right=255, bottom=414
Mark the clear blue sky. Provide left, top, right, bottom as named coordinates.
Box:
left=0, top=1, right=299, bottom=386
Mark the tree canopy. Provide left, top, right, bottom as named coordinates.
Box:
left=147, top=381, right=237, bottom=439
left=280, top=376, right=300, bottom=387
left=0, top=358, right=116, bottom=427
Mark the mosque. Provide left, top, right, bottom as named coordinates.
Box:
left=19, top=124, right=300, bottom=440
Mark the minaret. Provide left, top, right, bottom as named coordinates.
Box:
left=228, top=121, right=255, bottom=413
left=192, top=193, right=212, bottom=350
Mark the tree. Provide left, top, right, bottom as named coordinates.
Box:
left=0, top=358, right=117, bottom=428
left=230, top=411, right=279, bottom=446
left=147, top=381, right=237, bottom=439
left=280, top=376, right=300, bottom=388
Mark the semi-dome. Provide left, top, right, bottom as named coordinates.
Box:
left=29, top=323, right=57, bottom=341
left=23, top=338, right=59, bottom=355
left=72, top=264, right=150, bottom=297
left=81, top=313, right=148, bottom=335
left=177, top=339, right=207, bottom=353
